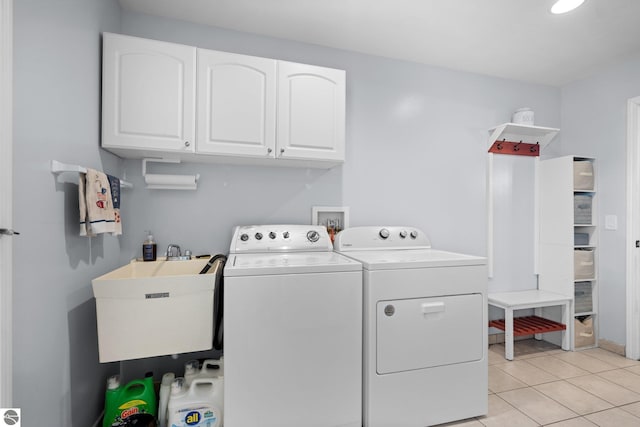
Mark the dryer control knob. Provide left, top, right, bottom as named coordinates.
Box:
left=240, top=233, right=249, bottom=242
left=399, top=230, right=407, bottom=238
left=269, top=231, right=277, bottom=239
left=255, top=232, right=263, bottom=240
left=410, top=230, right=418, bottom=239
left=283, top=231, right=290, bottom=239
left=307, top=230, right=320, bottom=242
left=379, top=228, right=390, bottom=239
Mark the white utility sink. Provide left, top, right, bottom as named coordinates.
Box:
left=98, top=257, right=211, bottom=278
left=91, top=258, right=221, bottom=363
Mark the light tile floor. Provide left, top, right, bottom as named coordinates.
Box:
left=438, top=339, right=640, bottom=427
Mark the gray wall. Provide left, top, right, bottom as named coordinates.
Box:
left=560, top=53, right=640, bottom=346
left=13, top=0, right=122, bottom=425
left=13, top=5, right=567, bottom=426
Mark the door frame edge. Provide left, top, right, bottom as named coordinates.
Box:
left=626, top=96, right=640, bottom=360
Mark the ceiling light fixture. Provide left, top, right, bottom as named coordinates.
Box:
left=551, top=0, right=585, bottom=14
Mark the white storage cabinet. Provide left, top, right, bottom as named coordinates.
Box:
left=101, top=33, right=346, bottom=167
left=277, top=61, right=345, bottom=162
left=539, top=156, right=597, bottom=349
left=196, top=49, right=277, bottom=158
left=102, top=33, right=196, bottom=155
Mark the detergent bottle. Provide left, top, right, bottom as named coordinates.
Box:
left=167, top=377, right=224, bottom=427
left=103, top=372, right=157, bottom=427
left=184, top=358, right=224, bottom=386
left=158, top=372, right=175, bottom=427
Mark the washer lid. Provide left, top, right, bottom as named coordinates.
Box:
left=224, top=252, right=362, bottom=276
left=338, top=248, right=486, bottom=270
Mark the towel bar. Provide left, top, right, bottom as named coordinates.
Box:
left=51, top=160, right=133, bottom=188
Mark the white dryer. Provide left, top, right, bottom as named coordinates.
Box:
left=223, top=225, right=363, bottom=427
left=334, top=226, right=488, bottom=427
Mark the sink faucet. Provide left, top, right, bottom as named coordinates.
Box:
left=166, top=244, right=181, bottom=258
left=166, top=244, right=192, bottom=261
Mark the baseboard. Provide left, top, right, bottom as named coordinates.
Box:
left=598, top=338, right=625, bottom=356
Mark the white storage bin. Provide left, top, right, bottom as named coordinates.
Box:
left=92, top=259, right=217, bottom=362
left=573, top=161, right=594, bottom=190
left=574, top=249, right=595, bottom=280
left=574, top=195, right=593, bottom=224
left=574, top=282, right=593, bottom=313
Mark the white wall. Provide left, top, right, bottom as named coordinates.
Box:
left=12, top=5, right=564, bottom=426
left=118, top=10, right=561, bottom=279
left=560, top=52, right=640, bottom=347
left=13, top=0, right=122, bottom=425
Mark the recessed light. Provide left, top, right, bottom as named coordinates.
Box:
left=551, top=0, right=585, bottom=14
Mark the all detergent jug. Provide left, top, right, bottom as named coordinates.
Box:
left=167, top=377, right=223, bottom=427
left=184, top=358, right=224, bottom=386
left=103, top=372, right=157, bottom=427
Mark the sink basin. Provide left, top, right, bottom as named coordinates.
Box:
left=92, top=258, right=219, bottom=298
left=91, top=258, right=221, bottom=363
left=100, top=258, right=212, bottom=280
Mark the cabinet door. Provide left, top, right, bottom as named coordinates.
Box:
left=277, top=61, right=345, bottom=162
left=197, top=49, right=276, bottom=157
left=102, top=33, right=196, bottom=153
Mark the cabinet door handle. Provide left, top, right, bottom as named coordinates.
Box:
left=280, top=148, right=285, bottom=154
left=267, top=148, right=272, bottom=154
left=184, top=141, right=190, bottom=147
left=0, top=228, right=20, bottom=236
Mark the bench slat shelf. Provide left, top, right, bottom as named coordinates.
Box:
left=489, top=315, right=566, bottom=336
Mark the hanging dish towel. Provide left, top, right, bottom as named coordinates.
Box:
left=79, top=168, right=116, bottom=236
left=107, top=174, right=122, bottom=236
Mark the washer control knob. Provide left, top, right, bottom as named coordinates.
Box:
left=307, top=230, right=320, bottom=242
left=379, top=228, right=390, bottom=239
left=399, top=230, right=407, bottom=238
left=255, top=232, right=263, bottom=240
left=410, top=230, right=418, bottom=239
left=240, top=233, right=249, bottom=242
left=283, top=231, right=290, bottom=239
left=269, top=231, right=277, bottom=239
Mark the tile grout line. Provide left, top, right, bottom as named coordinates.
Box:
left=472, top=342, right=640, bottom=427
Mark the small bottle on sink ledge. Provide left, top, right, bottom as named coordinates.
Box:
left=142, top=231, right=157, bottom=261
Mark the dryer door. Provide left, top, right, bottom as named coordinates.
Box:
left=376, top=293, right=483, bottom=374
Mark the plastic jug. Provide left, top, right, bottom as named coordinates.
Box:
left=158, top=372, right=175, bottom=427
left=103, top=372, right=158, bottom=427
left=184, top=358, right=224, bottom=386
left=167, top=377, right=223, bottom=427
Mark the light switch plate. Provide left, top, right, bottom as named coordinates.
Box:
left=605, top=214, right=618, bottom=230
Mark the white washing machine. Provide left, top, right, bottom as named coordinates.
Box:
left=334, top=226, right=488, bottom=427
left=223, top=225, right=363, bottom=427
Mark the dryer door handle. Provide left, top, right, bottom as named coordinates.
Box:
left=421, top=302, right=445, bottom=314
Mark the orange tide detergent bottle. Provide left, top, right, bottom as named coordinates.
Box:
left=103, top=372, right=158, bottom=427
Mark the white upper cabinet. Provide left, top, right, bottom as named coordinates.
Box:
left=101, top=33, right=346, bottom=167
left=277, top=62, right=346, bottom=162
left=196, top=49, right=276, bottom=157
left=102, top=33, right=196, bottom=154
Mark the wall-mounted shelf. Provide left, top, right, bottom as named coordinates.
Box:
left=51, top=160, right=133, bottom=188
left=488, top=123, right=560, bottom=152
left=485, top=123, right=560, bottom=278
